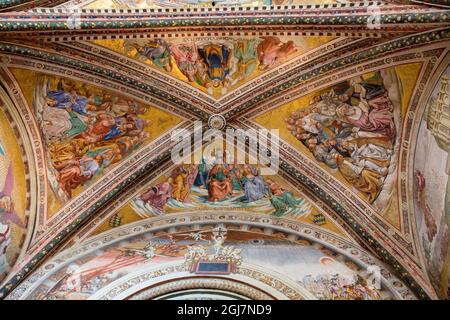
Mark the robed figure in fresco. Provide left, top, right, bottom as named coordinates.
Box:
left=170, top=165, right=198, bottom=203
left=335, top=93, right=396, bottom=141
left=133, top=158, right=310, bottom=217
left=36, top=77, right=151, bottom=201
left=54, top=154, right=105, bottom=198
left=241, top=165, right=267, bottom=202
left=257, top=36, right=297, bottom=70
left=127, top=39, right=173, bottom=72
left=198, top=43, right=233, bottom=89
left=0, top=143, right=25, bottom=281
left=234, top=40, right=258, bottom=81
left=266, top=178, right=303, bottom=216
left=170, top=42, right=207, bottom=84
left=140, top=178, right=174, bottom=213
left=207, top=164, right=233, bottom=202
left=193, top=157, right=210, bottom=189
left=286, top=72, right=396, bottom=203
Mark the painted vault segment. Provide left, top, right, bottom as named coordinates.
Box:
left=254, top=63, right=423, bottom=231
left=413, top=64, right=450, bottom=299
left=92, top=36, right=335, bottom=100
left=0, top=106, right=28, bottom=286
left=10, top=68, right=182, bottom=217
left=85, top=160, right=349, bottom=239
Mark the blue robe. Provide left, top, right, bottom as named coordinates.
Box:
left=103, top=116, right=127, bottom=140
left=199, top=45, right=231, bottom=81
left=243, top=175, right=267, bottom=202
left=103, top=126, right=123, bottom=140
left=194, top=161, right=209, bottom=189
left=47, top=90, right=89, bottom=115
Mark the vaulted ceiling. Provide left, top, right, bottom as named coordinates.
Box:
left=0, top=0, right=449, bottom=300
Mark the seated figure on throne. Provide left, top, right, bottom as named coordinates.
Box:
left=199, top=43, right=233, bottom=90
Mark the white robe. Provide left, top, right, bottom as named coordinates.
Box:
left=0, top=221, right=11, bottom=275
left=42, top=105, right=71, bottom=138
left=350, top=143, right=391, bottom=175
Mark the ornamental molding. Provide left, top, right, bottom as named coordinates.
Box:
left=127, top=277, right=273, bottom=300
left=89, top=264, right=309, bottom=300
left=0, top=4, right=448, bottom=40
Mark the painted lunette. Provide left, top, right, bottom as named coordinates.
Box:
left=0, top=68, right=48, bottom=253
left=6, top=214, right=417, bottom=300
left=0, top=94, right=31, bottom=287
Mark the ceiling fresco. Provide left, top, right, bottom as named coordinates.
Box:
left=412, top=63, right=450, bottom=299
left=0, top=106, right=28, bottom=285
left=10, top=68, right=182, bottom=216
left=82, top=158, right=349, bottom=239
left=0, top=0, right=449, bottom=301
left=254, top=63, right=423, bottom=229
left=92, top=35, right=335, bottom=99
